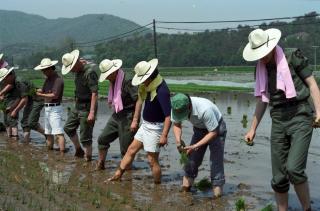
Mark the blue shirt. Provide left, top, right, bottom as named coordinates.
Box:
left=143, top=81, right=171, bottom=123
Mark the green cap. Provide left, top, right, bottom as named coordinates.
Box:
left=171, top=93, right=190, bottom=122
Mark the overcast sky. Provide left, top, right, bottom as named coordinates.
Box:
left=1, top=0, right=319, bottom=32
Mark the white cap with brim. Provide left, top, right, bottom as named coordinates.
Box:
left=243, top=28, right=281, bottom=62
left=0, top=67, right=14, bottom=82
left=99, top=59, right=123, bottom=82
left=132, top=58, right=158, bottom=86
left=61, top=49, right=80, bottom=75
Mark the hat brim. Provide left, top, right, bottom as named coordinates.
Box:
left=0, top=54, right=3, bottom=60
left=243, top=28, right=281, bottom=62
left=99, top=59, right=123, bottom=82
left=132, top=58, right=158, bottom=86
left=34, top=60, right=58, bottom=70
left=61, top=50, right=80, bottom=75
left=0, top=67, right=14, bottom=82
left=171, top=109, right=189, bottom=123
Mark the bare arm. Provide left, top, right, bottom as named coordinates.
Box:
left=173, top=123, right=182, bottom=145
left=184, top=130, right=218, bottom=154
left=87, top=92, right=98, bottom=123
left=305, top=75, right=320, bottom=121
left=0, top=84, right=14, bottom=99
left=130, top=99, right=143, bottom=131
left=159, top=115, right=172, bottom=146
left=11, top=96, right=28, bottom=117
left=245, top=97, right=268, bottom=142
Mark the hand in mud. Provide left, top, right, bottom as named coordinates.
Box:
left=159, top=134, right=168, bottom=147
left=184, top=145, right=198, bottom=155
left=130, top=120, right=139, bottom=132
left=177, top=140, right=186, bottom=153
left=312, top=116, right=320, bottom=128
left=244, top=130, right=255, bottom=146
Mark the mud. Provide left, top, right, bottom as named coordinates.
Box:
left=0, top=92, right=319, bottom=210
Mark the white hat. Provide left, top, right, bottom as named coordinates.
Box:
left=0, top=67, right=14, bottom=82
left=132, top=58, right=158, bottom=86
left=98, top=59, right=123, bottom=82
left=61, top=49, right=80, bottom=75
left=0, top=53, right=3, bottom=60
left=34, top=58, right=58, bottom=70
left=243, top=28, right=281, bottom=62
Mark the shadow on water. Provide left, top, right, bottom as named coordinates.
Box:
left=0, top=92, right=319, bottom=210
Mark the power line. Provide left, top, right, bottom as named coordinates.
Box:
left=75, top=22, right=153, bottom=45
left=76, top=27, right=152, bottom=48
left=157, top=13, right=319, bottom=24
left=157, top=20, right=320, bottom=33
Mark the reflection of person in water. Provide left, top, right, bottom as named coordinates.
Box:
left=243, top=28, right=320, bottom=211
left=171, top=93, right=227, bottom=199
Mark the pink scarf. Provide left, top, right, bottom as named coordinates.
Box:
left=254, top=45, right=297, bottom=103
left=0, top=61, right=8, bottom=68
left=108, top=69, right=124, bottom=113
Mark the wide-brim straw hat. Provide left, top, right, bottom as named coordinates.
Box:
left=34, top=58, right=58, bottom=70
left=132, top=58, right=158, bottom=86
left=0, top=67, right=14, bottom=82
left=61, top=49, right=80, bottom=75
left=0, top=53, right=3, bottom=60
left=98, top=59, right=123, bottom=82
left=243, top=28, right=281, bottom=62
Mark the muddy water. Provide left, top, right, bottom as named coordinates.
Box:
left=0, top=92, right=320, bottom=210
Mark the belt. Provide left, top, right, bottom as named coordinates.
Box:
left=44, top=103, right=60, bottom=107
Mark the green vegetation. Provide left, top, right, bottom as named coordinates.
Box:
left=261, top=204, right=273, bottom=211
left=179, top=152, right=188, bottom=165
left=235, top=197, right=246, bottom=211
left=194, top=178, right=212, bottom=191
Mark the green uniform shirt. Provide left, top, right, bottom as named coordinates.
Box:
left=3, top=77, right=34, bottom=107
left=120, top=73, right=138, bottom=110
left=267, top=48, right=312, bottom=107
left=74, top=64, right=99, bottom=102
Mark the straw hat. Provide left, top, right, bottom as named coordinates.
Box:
left=0, top=67, right=14, bottom=82
left=132, top=58, right=158, bottom=86
left=243, top=28, right=281, bottom=62
left=61, top=49, right=80, bottom=75
left=98, top=59, right=123, bottom=82
left=34, top=58, right=58, bottom=70
left=0, top=53, right=3, bottom=60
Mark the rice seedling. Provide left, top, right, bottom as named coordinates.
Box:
left=227, top=106, right=232, bottom=115
left=194, top=178, right=212, bottom=191
left=235, top=197, right=246, bottom=211
left=261, top=204, right=273, bottom=211
left=179, top=152, right=188, bottom=165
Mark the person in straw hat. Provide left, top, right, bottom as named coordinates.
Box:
left=170, top=93, right=227, bottom=198
left=95, top=59, right=139, bottom=170
left=108, top=58, right=171, bottom=184
left=61, top=49, right=98, bottom=161
left=35, top=58, right=65, bottom=152
left=0, top=53, right=9, bottom=69
left=243, top=28, right=320, bottom=211
left=0, top=67, right=45, bottom=141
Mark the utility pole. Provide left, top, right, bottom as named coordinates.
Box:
left=153, top=19, right=158, bottom=58
left=312, top=46, right=319, bottom=71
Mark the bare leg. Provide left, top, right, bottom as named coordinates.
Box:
left=108, top=139, right=143, bottom=181
left=46, top=135, right=54, bottom=150
left=84, top=145, right=92, bottom=161
left=11, top=127, right=19, bottom=140
left=294, top=181, right=311, bottom=210
left=56, top=134, right=65, bottom=153
left=96, top=149, right=107, bottom=170
left=6, top=127, right=12, bottom=138
left=23, top=130, right=31, bottom=143
left=147, top=152, right=161, bottom=184
left=213, top=186, right=223, bottom=198
left=182, top=176, right=194, bottom=192
left=70, top=134, right=84, bottom=158
left=275, top=191, right=288, bottom=211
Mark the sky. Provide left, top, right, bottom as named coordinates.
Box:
left=0, top=0, right=319, bottom=32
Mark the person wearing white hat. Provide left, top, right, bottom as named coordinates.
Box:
left=243, top=28, right=320, bottom=211
left=61, top=49, right=99, bottom=161
left=95, top=59, right=139, bottom=170
left=108, top=58, right=171, bottom=184
left=35, top=58, right=65, bottom=153
left=0, top=53, right=9, bottom=69
left=0, top=67, right=42, bottom=141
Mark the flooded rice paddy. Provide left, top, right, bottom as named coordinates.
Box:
left=0, top=92, right=319, bottom=210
